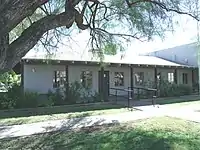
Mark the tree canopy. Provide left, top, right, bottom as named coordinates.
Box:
left=0, top=0, right=200, bottom=72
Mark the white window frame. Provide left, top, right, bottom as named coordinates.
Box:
left=80, top=71, right=93, bottom=89
left=114, top=72, right=124, bottom=87
left=53, top=70, right=66, bottom=88
left=135, top=72, right=144, bottom=86
left=168, top=72, right=174, bottom=83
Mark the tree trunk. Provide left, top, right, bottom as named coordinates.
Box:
left=0, top=12, right=75, bottom=73
left=0, top=34, right=9, bottom=73
left=0, top=0, right=9, bottom=73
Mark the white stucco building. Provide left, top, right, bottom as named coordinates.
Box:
left=144, top=42, right=198, bottom=67
left=21, top=50, right=198, bottom=100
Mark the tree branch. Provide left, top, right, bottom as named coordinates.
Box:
left=125, top=0, right=150, bottom=7
left=0, top=0, right=12, bottom=13
left=125, top=0, right=200, bottom=21
left=0, top=0, right=48, bottom=38
left=2, top=11, right=75, bottom=71
left=150, top=0, right=200, bottom=21
left=94, top=28, right=145, bottom=41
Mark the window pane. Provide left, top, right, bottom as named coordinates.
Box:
left=182, top=73, right=188, bottom=84
left=80, top=71, right=92, bottom=88
left=168, top=72, right=174, bottom=83
left=53, top=70, right=66, bottom=88
left=135, top=72, right=144, bottom=86
left=114, top=72, right=124, bottom=86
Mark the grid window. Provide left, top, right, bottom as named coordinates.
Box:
left=114, top=72, right=124, bottom=86
left=53, top=71, right=66, bottom=88
left=182, top=73, right=188, bottom=84
left=80, top=71, right=93, bottom=88
left=135, top=72, right=144, bottom=86
left=168, top=72, right=174, bottom=83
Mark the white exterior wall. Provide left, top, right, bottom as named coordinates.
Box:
left=133, top=67, right=155, bottom=84
left=24, top=64, right=65, bottom=93
left=24, top=64, right=101, bottom=94
left=106, top=66, right=130, bottom=95
left=193, top=69, right=199, bottom=84
left=177, top=69, right=193, bottom=86
left=68, top=65, right=100, bottom=94
left=24, top=64, right=194, bottom=94
left=146, top=43, right=198, bottom=67
left=157, top=68, right=175, bottom=81
left=157, top=68, right=193, bottom=86
left=69, top=65, right=131, bottom=96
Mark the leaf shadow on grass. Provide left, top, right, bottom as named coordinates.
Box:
left=0, top=103, right=127, bottom=126
left=0, top=104, right=124, bottom=119
left=0, top=112, right=120, bottom=145
left=0, top=121, right=200, bottom=150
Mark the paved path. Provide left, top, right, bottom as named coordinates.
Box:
left=136, top=104, right=200, bottom=124
left=166, top=106, right=200, bottom=123
left=1, top=104, right=200, bottom=139
left=0, top=107, right=165, bottom=139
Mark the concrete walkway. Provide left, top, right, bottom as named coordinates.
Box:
left=1, top=104, right=199, bottom=139
left=0, top=107, right=165, bottom=139
left=134, top=104, right=200, bottom=124
left=166, top=106, right=200, bottom=123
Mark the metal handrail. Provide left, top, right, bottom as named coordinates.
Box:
left=109, top=87, right=133, bottom=107
left=110, top=86, right=157, bottom=107
left=128, top=86, right=157, bottom=91
left=110, top=87, right=132, bottom=92
left=128, top=86, right=157, bottom=99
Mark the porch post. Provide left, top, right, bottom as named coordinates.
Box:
left=154, top=67, right=157, bottom=96
left=192, top=68, right=195, bottom=93
left=20, top=61, right=24, bottom=93
left=100, top=66, right=105, bottom=101
left=198, top=68, right=200, bottom=94
left=154, top=67, right=157, bottom=89
left=174, top=68, right=177, bottom=84
left=130, top=65, right=134, bottom=99
left=65, top=65, right=69, bottom=100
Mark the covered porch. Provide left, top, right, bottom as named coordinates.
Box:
left=99, top=64, right=198, bottom=102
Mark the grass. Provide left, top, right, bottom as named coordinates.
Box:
left=1, top=95, right=199, bottom=126
left=0, top=107, right=132, bottom=126
left=1, top=117, right=200, bottom=150
left=164, top=100, right=200, bottom=109
left=158, top=95, right=200, bottom=105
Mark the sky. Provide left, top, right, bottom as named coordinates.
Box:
left=126, top=15, right=199, bottom=55
left=70, top=14, right=199, bottom=56
left=27, top=13, right=199, bottom=57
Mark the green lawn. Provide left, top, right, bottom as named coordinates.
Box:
left=0, top=107, right=132, bottom=126
left=158, top=95, right=200, bottom=105
left=1, top=96, right=200, bottom=126
left=165, top=100, right=200, bottom=109
left=1, top=117, right=200, bottom=150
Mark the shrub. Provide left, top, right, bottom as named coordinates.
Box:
left=178, top=84, right=193, bottom=95
left=0, top=70, right=21, bottom=90
left=0, top=84, right=39, bottom=109
left=47, top=81, right=96, bottom=106
left=0, top=93, right=15, bottom=109
left=63, top=81, right=99, bottom=104
left=47, top=89, right=64, bottom=106
left=92, top=91, right=101, bottom=102
left=158, top=79, right=192, bottom=97
left=0, top=83, right=21, bottom=109
left=64, top=81, right=83, bottom=104
left=142, top=79, right=193, bottom=98
left=15, top=91, right=39, bottom=108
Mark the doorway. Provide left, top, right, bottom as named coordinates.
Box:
left=98, top=71, right=110, bottom=100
